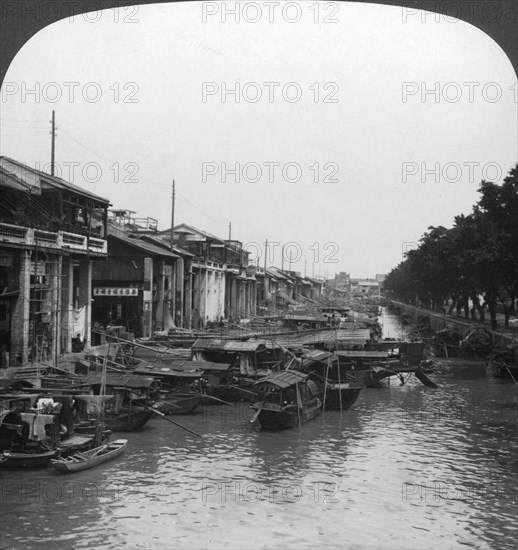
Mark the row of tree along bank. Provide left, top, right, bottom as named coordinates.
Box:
left=384, top=163, right=518, bottom=328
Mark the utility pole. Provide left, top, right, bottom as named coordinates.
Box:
left=170, top=180, right=175, bottom=251
left=264, top=238, right=268, bottom=271
left=228, top=221, right=232, bottom=241
left=50, top=110, right=56, bottom=176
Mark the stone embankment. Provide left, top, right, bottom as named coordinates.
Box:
left=389, top=301, right=517, bottom=347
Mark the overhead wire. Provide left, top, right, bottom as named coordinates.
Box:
left=2, top=120, right=229, bottom=234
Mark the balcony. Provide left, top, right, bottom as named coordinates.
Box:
left=0, top=222, right=107, bottom=254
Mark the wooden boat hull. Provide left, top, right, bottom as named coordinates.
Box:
left=459, top=346, right=492, bottom=358
left=104, top=410, right=152, bottom=431
left=218, top=382, right=258, bottom=402
left=57, top=434, right=102, bottom=458
left=432, top=343, right=460, bottom=358
left=253, top=400, right=322, bottom=430
left=200, top=387, right=232, bottom=406
left=153, top=393, right=201, bottom=415
left=0, top=450, right=57, bottom=470
left=323, top=385, right=362, bottom=410
left=486, top=359, right=518, bottom=379
left=52, top=439, right=127, bottom=473
left=346, top=368, right=400, bottom=388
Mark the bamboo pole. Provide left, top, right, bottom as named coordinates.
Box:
left=295, top=383, right=301, bottom=429
left=147, top=406, right=203, bottom=438
left=323, top=355, right=330, bottom=416
left=337, top=358, right=343, bottom=412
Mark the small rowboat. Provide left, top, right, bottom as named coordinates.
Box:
left=0, top=450, right=57, bottom=470
left=51, top=439, right=127, bottom=473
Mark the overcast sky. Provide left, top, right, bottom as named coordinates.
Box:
left=1, top=2, right=516, bottom=278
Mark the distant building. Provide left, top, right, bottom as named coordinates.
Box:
left=333, top=271, right=350, bottom=291
left=350, top=278, right=380, bottom=296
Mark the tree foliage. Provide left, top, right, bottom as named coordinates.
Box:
left=384, top=164, right=518, bottom=326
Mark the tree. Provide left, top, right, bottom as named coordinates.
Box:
left=385, top=163, right=518, bottom=327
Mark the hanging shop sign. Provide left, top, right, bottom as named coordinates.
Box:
left=30, top=262, right=47, bottom=276
left=93, top=287, right=139, bottom=297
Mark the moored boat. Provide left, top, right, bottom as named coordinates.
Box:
left=298, top=349, right=365, bottom=410
left=251, top=370, right=322, bottom=430
left=486, top=344, right=518, bottom=379
left=460, top=327, right=493, bottom=357
left=153, top=392, right=201, bottom=415
left=77, top=373, right=159, bottom=431
left=0, top=393, right=102, bottom=469
left=321, top=381, right=363, bottom=410
left=432, top=327, right=462, bottom=357
left=1, top=449, right=57, bottom=469
left=332, top=350, right=404, bottom=387
left=51, top=439, right=127, bottom=473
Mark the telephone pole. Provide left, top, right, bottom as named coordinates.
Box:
left=50, top=110, right=56, bottom=176
left=170, top=180, right=175, bottom=251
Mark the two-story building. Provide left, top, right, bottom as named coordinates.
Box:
left=160, top=224, right=256, bottom=325
left=90, top=210, right=195, bottom=337
left=0, top=156, right=110, bottom=367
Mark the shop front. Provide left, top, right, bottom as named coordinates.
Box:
left=91, top=284, right=142, bottom=340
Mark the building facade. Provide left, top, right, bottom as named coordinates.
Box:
left=0, top=156, right=110, bottom=367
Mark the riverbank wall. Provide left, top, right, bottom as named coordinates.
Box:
left=389, top=301, right=517, bottom=347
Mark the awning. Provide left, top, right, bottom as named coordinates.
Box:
left=192, top=339, right=267, bottom=353
left=335, top=351, right=390, bottom=358
left=255, top=369, right=308, bottom=389
left=192, top=338, right=225, bottom=351
left=81, top=373, right=156, bottom=388
left=134, top=364, right=202, bottom=378
left=222, top=340, right=266, bottom=352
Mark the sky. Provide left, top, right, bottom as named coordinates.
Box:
left=1, top=1, right=516, bottom=279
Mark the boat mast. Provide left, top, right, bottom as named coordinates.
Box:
left=295, top=382, right=302, bottom=429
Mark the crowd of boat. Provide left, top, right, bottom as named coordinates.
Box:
left=1, top=299, right=516, bottom=473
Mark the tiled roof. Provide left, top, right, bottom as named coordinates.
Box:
left=0, top=156, right=110, bottom=205
left=109, top=233, right=179, bottom=258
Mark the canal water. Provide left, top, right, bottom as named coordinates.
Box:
left=1, top=309, right=517, bottom=549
